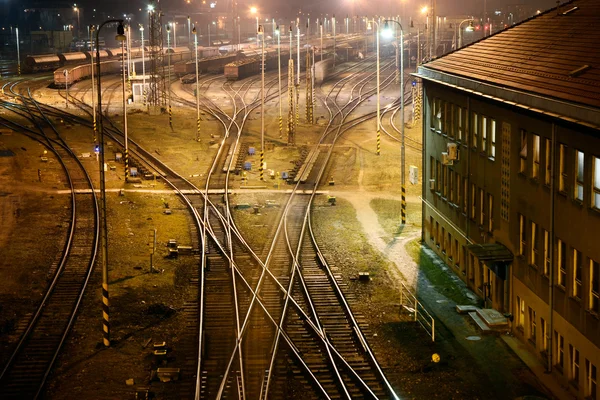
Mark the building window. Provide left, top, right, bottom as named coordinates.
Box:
left=570, top=345, right=580, bottom=387
left=441, top=101, right=448, bottom=134
left=457, top=107, right=463, bottom=142
left=530, top=221, right=538, bottom=267
left=429, top=217, right=434, bottom=241
left=431, top=97, right=441, bottom=132
left=519, top=214, right=526, bottom=257
left=555, top=331, right=564, bottom=371
left=463, top=177, right=468, bottom=214
left=517, top=296, right=525, bottom=328
left=573, top=249, right=582, bottom=299
left=541, top=317, right=548, bottom=352
left=575, top=150, right=584, bottom=201
left=472, top=112, right=479, bottom=150
left=441, top=227, right=446, bottom=253
left=488, top=194, right=493, bottom=232
left=442, top=164, right=448, bottom=198
left=430, top=156, right=436, bottom=190
left=448, top=104, right=455, bottom=138
left=559, top=144, right=567, bottom=193
left=558, top=239, right=566, bottom=288
left=520, top=130, right=528, bottom=174
left=435, top=221, right=440, bottom=247
left=454, top=239, right=460, bottom=268
left=501, top=122, right=511, bottom=222
left=456, top=173, right=461, bottom=208
left=449, top=170, right=454, bottom=203
left=482, top=116, right=487, bottom=152
left=544, top=138, right=552, bottom=186
left=593, top=156, right=600, bottom=209
left=543, top=229, right=550, bottom=276
left=590, top=259, right=599, bottom=314
left=586, top=360, right=597, bottom=400
left=447, top=232, right=453, bottom=260
left=490, top=119, right=496, bottom=159
left=532, top=134, right=540, bottom=179
left=528, top=307, right=536, bottom=343
left=471, top=184, right=476, bottom=219
left=479, top=188, right=485, bottom=226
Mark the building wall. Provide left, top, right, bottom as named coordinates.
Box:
left=422, top=80, right=600, bottom=399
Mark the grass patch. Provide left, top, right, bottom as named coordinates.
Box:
left=369, top=198, right=422, bottom=239
left=405, top=238, right=475, bottom=305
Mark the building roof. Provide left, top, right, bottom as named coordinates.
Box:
left=418, top=0, right=600, bottom=125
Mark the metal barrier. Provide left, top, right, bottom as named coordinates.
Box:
left=399, top=281, right=435, bottom=342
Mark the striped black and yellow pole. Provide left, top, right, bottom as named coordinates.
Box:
left=288, top=59, right=295, bottom=145
left=93, top=117, right=97, bottom=143
left=401, top=185, right=406, bottom=225
left=196, top=117, right=201, bottom=142
left=260, top=150, right=264, bottom=181
left=376, top=130, right=381, bottom=155
left=102, top=280, right=110, bottom=347
left=169, top=105, right=173, bottom=129
left=124, top=148, right=129, bottom=181
left=279, top=115, right=283, bottom=139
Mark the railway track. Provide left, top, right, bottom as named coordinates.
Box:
left=0, top=86, right=99, bottom=398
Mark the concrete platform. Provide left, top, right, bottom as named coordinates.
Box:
left=456, top=304, right=478, bottom=314
left=477, top=308, right=509, bottom=328
left=468, top=311, right=492, bottom=333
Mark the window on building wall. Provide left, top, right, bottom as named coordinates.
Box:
left=528, top=307, right=536, bottom=343
left=488, top=194, right=493, bottom=232
left=541, top=317, right=548, bottom=352
left=545, top=138, right=552, bottom=186
left=593, top=156, right=600, bottom=209
left=430, top=156, right=436, bottom=190
left=575, top=150, right=584, bottom=201
left=490, top=119, right=496, bottom=159
left=442, top=101, right=449, bottom=134
left=456, top=173, right=461, bottom=208
left=559, top=144, right=567, bottom=193
left=519, top=214, right=526, bottom=256
left=448, top=232, right=453, bottom=260
left=520, top=130, right=528, bottom=174
left=430, top=217, right=434, bottom=242
left=570, top=345, right=580, bottom=387
left=463, top=177, right=468, bottom=214
left=517, top=296, right=525, bottom=328
left=436, top=160, right=442, bottom=193
left=558, top=239, right=566, bottom=288
left=442, top=164, right=448, bottom=198
left=455, top=239, right=460, bottom=268
left=457, top=107, right=463, bottom=142
left=555, top=331, right=564, bottom=371
left=586, top=360, right=597, bottom=400
left=431, top=97, right=441, bottom=132
left=478, top=260, right=484, bottom=294
left=543, top=229, right=550, bottom=276
left=482, top=116, right=488, bottom=153
left=590, top=259, right=599, bottom=314
left=573, top=249, right=582, bottom=299
left=441, top=227, right=446, bottom=253
left=449, top=104, right=455, bottom=138
left=449, top=170, right=454, bottom=203
left=471, top=184, right=477, bottom=219
left=435, top=221, right=440, bottom=247
left=530, top=221, right=538, bottom=267
left=532, top=134, right=540, bottom=179
left=479, top=188, right=485, bottom=226
left=472, top=112, right=479, bottom=150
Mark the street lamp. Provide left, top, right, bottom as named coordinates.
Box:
left=15, top=27, right=20, bottom=76
left=276, top=25, right=282, bottom=138
left=73, top=5, right=80, bottom=38
left=95, top=18, right=126, bottom=348
left=140, top=25, right=146, bottom=106
left=121, top=28, right=129, bottom=182
left=167, top=23, right=172, bottom=129
left=187, top=16, right=191, bottom=46
left=90, top=25, right=96, bottom=139
left=258, top=24, right=265, bottom=181
left=319, top=19, right=323, bottom=62
left=332, top=14, right=336, bottom=68
left=250, top=7, right=258, bottom=47
left=383, top=19, right=406, bottom=225
left=193, top=26, right=200, bottom=141
left=458, top=19, right=474, bottom=49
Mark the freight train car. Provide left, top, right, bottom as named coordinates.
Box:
left=23, top=54, right=62, bottom=73
left=54, top=60, right=121, bottom=88
left=224, top=58, right=259, bottom=80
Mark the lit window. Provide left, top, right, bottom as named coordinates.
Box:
left=520, top=130, right=527, bottom=174
left=472, top=112, right=479, bottom=150
left=490, top=119, right=496, bottom=159
left=482, top=116, right=487, bottom=152
left=430, top=217, right=434, bottom=241
left=543, top=229, right=550, bottom=276
left=479, top=188, right=484, bottom=226
left=570, top=345, right=580, bottom=387
left=457, top=107, right=463, bottom=142
left=528, top=307, right=536, bottom=343
left=471, top=184, right=476, bottom=219
left=590, top=259, right=599, bottom=314
left=519, top=214, right=526, bottom=256
left=487, top=194, right=493, bottom=232
left=530, top=221, right=537, bottom=267
left=573, top=249, right=582, bottom=299
left=463, top=177, right=468, bottom=214
left=586, top=360, right=597, bottom=399
left=593, top=156, right=600, bottom=208
left=541, top=317, right=548, bottom=351
left=517, top=296, right=525, bottom=328
left=555, top=331, right=564, bottom=371
left=532, top=134, right=540, bottom=178
left=575, top=150, right=584, bottom=201
left=558, top=239, right=566, bottom=287
left=544, top=138, right=551, bottom=186
left=559, top=144, right=567, bottom=192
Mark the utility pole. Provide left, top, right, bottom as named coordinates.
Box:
left=287, top=25, right=295, bottom=145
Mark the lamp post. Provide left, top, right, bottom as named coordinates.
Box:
left=383, top=19, right=406, bottom=225
left=367, top=19, right=380, bottom=156
left=258, top=24, right=265, bottom=181
left=90, top=25, right=96, bottom=139
left=64, top=69, right=69, bottom=109
left=73, top=5, right=80, bottom=38
left=320, top=20, right=323, bottom=62
left=173, top=21, right=177, bottom=48
left=296, top=18, right=300, bottom=86
left=121, top=35, right=129, bottom=182
left=193, top=26, right=200, bottom=141
left=332, top=14, right=336, bottom=68
left=458, top=19, right=474, bottom=49
left=15, top=27, right=20, bottom=75
left=95, top=18, right=126, bottom=348
left=140, top=25, right=146, bottom=106
left=276, top=25, right=282, bottom=138
left=167, top=24, right=172, bottom=129
left=250, top=7, right=258, bottom=47
left=187, top=16, right=191, bottom=46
